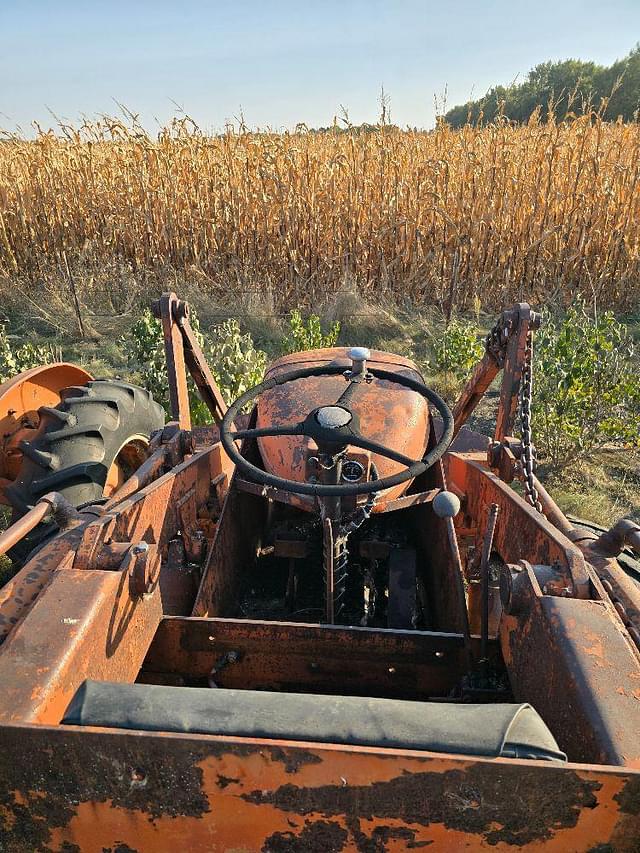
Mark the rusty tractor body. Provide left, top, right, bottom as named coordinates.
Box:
left=0, top=294, right=639, bottom=852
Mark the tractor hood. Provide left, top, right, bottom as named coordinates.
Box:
left=256, top=348, right=429, bottom=497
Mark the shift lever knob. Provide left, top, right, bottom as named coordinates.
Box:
left=347, top=346, right=371, bottom=377
left=432, top=490, right=461, bottom=518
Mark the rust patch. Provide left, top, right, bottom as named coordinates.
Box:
left=0, top=723, right=332, bottom=853
left=269, top=745, right=324, bottom=774
left=615, top=775, right=640, bottom=815
left=216, top=773, right=240, bottom=789
left=103, top=846, right=140, bottom=853
left=345, top=817, right=433, bottom=851
left=243, top=764, right=601, bottom=846
left=262, top=819, right=349, bottom=852
left=0, top=727, right=211, bottom=852
left=257, top=349, right=429, bottom=503
left=2, top=718, right=638, bottom=851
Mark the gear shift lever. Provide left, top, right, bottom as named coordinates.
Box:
left=347, top=346, right=371, bottom=379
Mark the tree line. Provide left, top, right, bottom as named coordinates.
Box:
left=445, top=45, right=640, bottom=126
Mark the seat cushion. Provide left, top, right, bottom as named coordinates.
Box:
left=63, top=680, right=566, bottom=761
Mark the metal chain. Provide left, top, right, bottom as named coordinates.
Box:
left=519, top=330, right=543, bottom=513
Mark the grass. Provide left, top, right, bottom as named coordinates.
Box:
left=540, top=449, right=640, bottom=526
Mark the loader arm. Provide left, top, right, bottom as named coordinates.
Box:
left=153, top=292, right=229, bottom=429
left=452, top=302, right=539, bottom=442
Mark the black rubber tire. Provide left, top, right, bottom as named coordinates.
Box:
left=4, top=378, right=165, bottom=564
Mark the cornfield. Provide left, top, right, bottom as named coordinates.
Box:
left=1, top=113, right=639, bottom=312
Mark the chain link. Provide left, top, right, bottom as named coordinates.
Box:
left=519, top=330, right=543, bottom=513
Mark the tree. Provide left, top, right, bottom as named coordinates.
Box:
left=445, top=45, right=640, bottom=127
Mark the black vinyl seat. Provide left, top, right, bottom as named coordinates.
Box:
left=63, top=680, right=566, bottom=762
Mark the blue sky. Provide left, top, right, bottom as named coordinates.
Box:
left=1, top=1, right=639, bottom=133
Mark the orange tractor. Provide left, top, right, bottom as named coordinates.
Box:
left=1, top=294, right=639, bottom=851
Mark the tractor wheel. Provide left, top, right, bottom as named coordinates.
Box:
left=4, top=379, right=165, bottom=564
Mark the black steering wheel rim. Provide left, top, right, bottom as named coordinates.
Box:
left=220, top=363, right=454, bottom=497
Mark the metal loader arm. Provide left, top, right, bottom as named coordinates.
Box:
left=451, top=303, right=540, bottom=443
left=152, top=292, right=228, bottom=430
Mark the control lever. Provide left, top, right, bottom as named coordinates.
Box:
left=346, top=346, right=371, bottom=380
left=433, top=490, right=473, bottom=673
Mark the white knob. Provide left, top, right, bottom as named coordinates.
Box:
left=348, top=347, right=371, bottom=361
left=347, top=346, right=370, bottom=377
left=432, top=491, right=461, bottom=518
left=315, top=406, right=352, bottom=429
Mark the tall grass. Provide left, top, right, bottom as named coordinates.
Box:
left=1, top=112, right=639, bottom=312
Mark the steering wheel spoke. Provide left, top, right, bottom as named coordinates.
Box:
left=335, top=378, right=362, bottom=407
left=230, top=423, right=305, bottom=441
left=339, top=433, right=417, bottom=468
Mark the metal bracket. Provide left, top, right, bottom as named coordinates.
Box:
left=451, top=303, right=540, bottom=441
left=152, top=292, right=229, bottom=430
left=494, top=304, right=540, bottom=443
left=487, top=436, right=521, bottom=482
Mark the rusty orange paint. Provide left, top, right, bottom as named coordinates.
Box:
left=0, top=437, right=233, bottom=717
left=0, top=363, right=92, bottom=427
left=0, top=363, right=92, bottom=501
left=0, top=527, right=81, bottom=644
left=0, top=437, right=228, bottom=645
left=143, top=616, right=476, bottom=699
left=445, top=450, right=590, bottom=597
left=2, top=299, right=640, bottom=851
left=257, top=348, right=429, bottom=502
left=1, top=724, right=639, bottom=852
left=0, top=567, right=163, bottom=724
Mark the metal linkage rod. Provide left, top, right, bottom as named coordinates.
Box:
left=480, top=503, right=500, bottom=671
left=433, top=490, right=474, bottom=673
left=0, top=492, right=79, bottom=557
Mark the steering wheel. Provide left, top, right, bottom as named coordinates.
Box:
left=220, top=363, right=454, bottom=497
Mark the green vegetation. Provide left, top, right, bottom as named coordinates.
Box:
left=282, top=310, right=341, bottom=354
left=0, top=507, right=11, bottom=585
left=446, top=45, right=640, bottom=126
left=425, top=305, right=640, bottom=474
left=126, top=307, right=338, bottom=420
left=0, top=324, right=61, bottom=384
left=126, top=309, right=267, bottom=421
left=433, top=318, right=484, bottom=379
left=205, top=319, right=267, bottom=405
left=533, top=305, right=640, bottom=467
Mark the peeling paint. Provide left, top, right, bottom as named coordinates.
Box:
left=243, top=764, right=601, bottom=846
